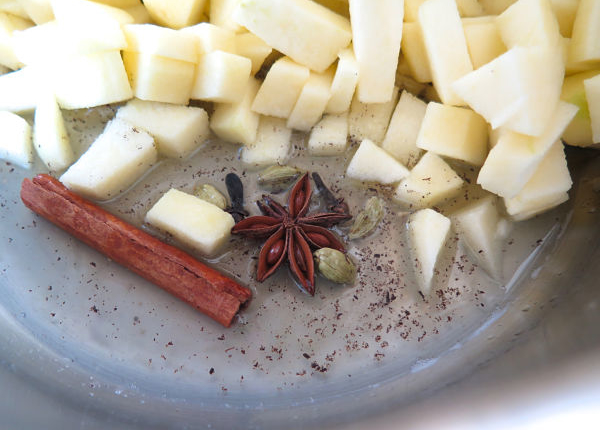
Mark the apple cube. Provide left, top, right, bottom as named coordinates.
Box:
left=235, top=32, right=272, bottom=75
left=346, top=139, right=409, bottom=185
left=452, top=195, right=504, bottom=279
left=142, top=0, right=207, bottom=29
left=348, top=0, right=403, bottom=103
left=324, top=47, right=359, bottom=114
left=123, top=24, right=197, bottom=63
left=51, top=0, right=134, bottom=25
left=477, top=101, right=578, bottom=198
left=407, top=208, right=451, bottom=295
left=568, top=0, right=600, bottom=64
left=394, top=151, right=464, bottom=208
left=181, top=22, right=236, bottom=56
left=496, top=0, right=562, bottom=50
left=191, top=51, right=251, bottom=103
left=462, top=19, right=507, bottom=69
left=504, top=141, right=572, bottom=220
left=233, top=0, right=352, bottom=72
left=287, top=68, right=334, bottom=131
left=561, top=70, right=600, bottom=147
left=251, top=57, right=310, bottom=118
left=241, top=116, right=292, bottom=166
left=550, top=0, right=580, bottom=37
left=381, top=90, right=427, bottom=168
left=19, top=0, right=53, bottom=24
left=452, top=46, right=564, bottom=137
left=0, top=110, right=33, bottom=168
left=210, top=77, right=260, bottom=146
left=0, top=12, right=33, bottom=70
left=33, top=91, right=73, bottom=171
left=0, top=66, right=44, bottom=112
left=418, top=0, right=473, bottom=105
left=307, top=112, right=348, bottom=156
left=122, top=51, right=194, bottom=105
left=584, top=74, right=600, bottom=143
left=60, top=118, right=157, bottom=200
left=416, top=102, right=489, bottom=166
left=146, top=188, right=235, bottom=256
left=116, top=99, right=209, bottom=158
left=210, top=0, right=243, bottom=33
left=401, top=22, right=432, bottom=83
left=54, top=50, right=132, bottom=109
left=348, top=87, right=399, bottom=144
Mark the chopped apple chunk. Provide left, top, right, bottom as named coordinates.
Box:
left=0, top=110, right=33, bottom=168
left=496, top=0, right=562, bottom=50
left=287, top=68, right=334, bottom=131
left=33, top=91, right=73, bottom=171
left=348, top=87, right=399, bottom=144
left=116, top=99, right=209, bottom=158
left=241, top=116, right=292, bottom=166
left=181, top=22, right=236, bottom=56
left=462, top=19, right=506, bottom=69
left=561, top=70, right=600, bottom=147
left=191, top=50, right=251, bottom=103
left=307, top=112, right=348, bottom=156
left=146, top=188, right=235, bottom=256
left=142, top=0, right=207, bottom=29
left=346, top=139, right=409, bottom=185
left=0, top=66, right=44, bottom=112
left=394, top=151, right=464, bottom=208
left=122, top=24, right=197, bottom=62
left=60, top=118, right=157, bottom=200
left=324, top=47, right=359, bottom=114
left=584, top=74, right=600, bottom=143
left=401, top=22, right=432, bottom=83
left=568, top=0, right=600, bottom=64
left=407, top=208, right=451, bottom=295
left=235, top=32, right=272, bottom=75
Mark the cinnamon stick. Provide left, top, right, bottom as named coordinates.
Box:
left=20, top=174, right=251, bottom=327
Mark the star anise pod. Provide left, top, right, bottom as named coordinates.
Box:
left=231, top=173, right=351, bottom=295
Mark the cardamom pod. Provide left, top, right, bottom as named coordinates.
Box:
left=194, top=184, right=228, bottom=210
left=313, top=248, right=356, bottom=284
left=348, top=196, right=384, bottom=240
left=257, top=165, right=303, bottom=192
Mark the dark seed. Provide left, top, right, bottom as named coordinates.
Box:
left=267, top=239, right=284, bottom=265
left=307, top=232, right=330, bottom=248
left=294, top=243, right=307, bottom=272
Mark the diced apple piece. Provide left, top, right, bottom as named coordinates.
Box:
left=0, top=110, right=33, bottom=168
left=0, top=66, right=44, bottom=112
left=394, top=151, right=464, bottom=208
left=452, top=46, right=564, bottom=137
left=401, top=22, right=432, bottom=83
left=287, top=68, right=333, bottom=131
left=251, top=57, right=310, bottom=118
left=54, top=50, right=132, bottom=109
left=191, top=51, right=251, bottom=103
left=181, top=22, right=236, bottom=56
left=348, top=87, right=399, bottom=144
left=20, top=0, right=53, bottom=24
left=418, top=0, right=473, bottom=106
left=123, top=24, right=197, bottom=63
left=453, top=195, right=504, bottom=279
left=60, top=118, right=156, bottom=200
left=241, top=116, right=291, bottom=166
left=404, top=0, right=426, bottom=21
left=568, top=0, right=600, bottom=64
left=407, top=208, right=451, bottom=295
left=142, top=0, right=207, bottom=29
left=324, top=47, right=359, bottom=114
left=146, top=188, right=235, bottom=256
left=561, top=70, right=600, bottom=147
left=210, top=0, right=243, bottom=33
left=122, top=51, right=194, bottom=105
left=235, top=32, right=271, bottom=75
left=210, top=77, right=260, bottom=146
left=348, top=0, right=403, bottom=103
left=496, top=0, right=562, bottom=50
left=0, top=12, right=33, bottom=70
left=116, top=99, right=209, bottom=158
left=307, top=112, right=348, bottom=156
left=233, top=0, right=351, bottom=72
left=51, top=0, right=134, bottom=24
left=33, top=92, right=73, bottom=171
left=477, top=101, right=578, bottom=198
left=416, top=102, right=488, bottom=166
left=346, top=139, right=409, bottom=185
left=456, top=0, right=484, bottom=17
left=584, top=74, right=600, bottom=143
left=503, top=141, right=572, bottom=221
left=382, top=90, right=426, bottom=168
left=550, top=0, right=579, bottom=38
left=462, top=19, right=507, bottom=69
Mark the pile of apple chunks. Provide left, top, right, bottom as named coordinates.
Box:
left=0, top=0, right=599, bottom=295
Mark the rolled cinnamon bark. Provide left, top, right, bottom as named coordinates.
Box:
left=21, top=174, right=251, bottom=327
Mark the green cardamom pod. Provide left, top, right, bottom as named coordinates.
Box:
left=314, top=248, right=356, bottom=284
left=348, top=196, right=385, bottom=240
left=257, top=165, right=303, bottom=192
left=194, top=184, right=228, bottom=210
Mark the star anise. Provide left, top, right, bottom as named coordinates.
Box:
left=231, top=173, right=351, bottom=295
